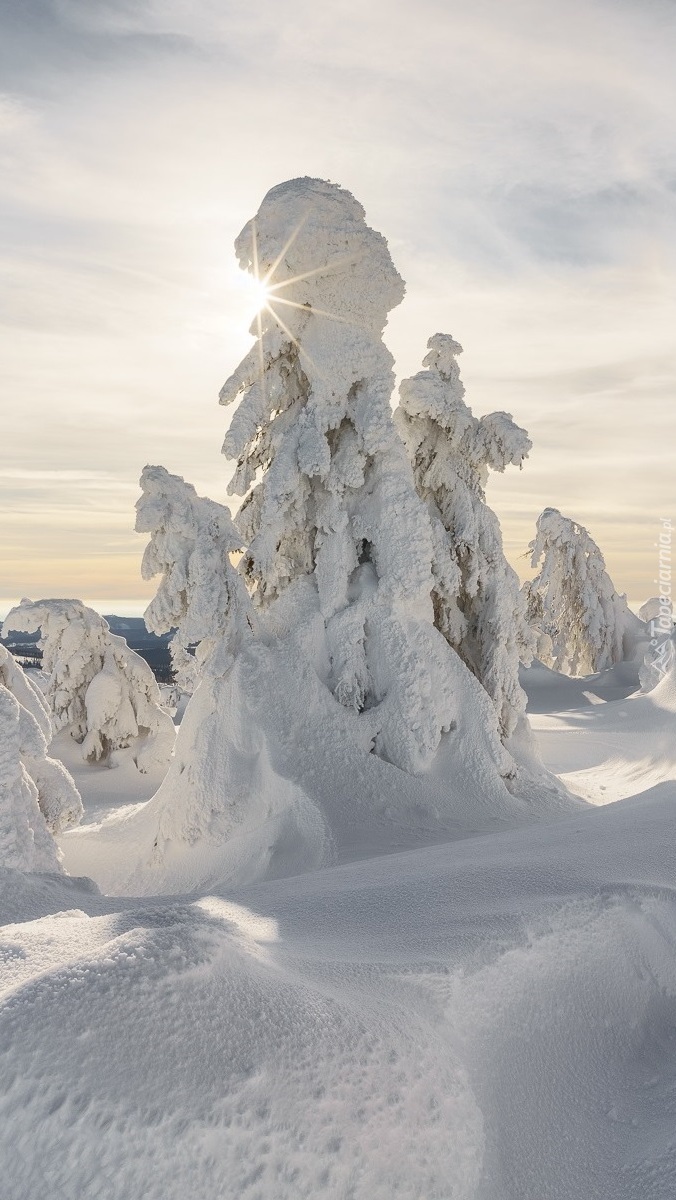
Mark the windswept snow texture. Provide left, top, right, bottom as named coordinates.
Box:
left=524, top=508, right=642, bottom=676
left=219, top=177, right=489, bottom=775
left=4, top=675, right=676, bottom=1198
left=396, top=333, right=534, bottom=739
left=3, top=599, right=175, bottom=773
left=0, top=646, right=81, bottom=870
left=136, top=464, right=254, bottom=692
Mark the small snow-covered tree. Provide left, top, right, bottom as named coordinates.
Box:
left=0, top=644, right=83, bottom=837
left=136, top=464, right=255, bottom=690
left=2, top=600, right=175, bottom=771
left=523, top=508, right=636, bottom=676
left=219, top=177, right=465, bottom=773
left=395, top=334, right=534, bottom=739
left=0, top=645, right=85, bottom=871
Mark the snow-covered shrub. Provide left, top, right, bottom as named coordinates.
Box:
left=0, top=645, right=83, bottom=871
left=0, top=644, right=82, bottom=838
left=523, top=508, right=638, bottom=676
left=219, top=177, right=479, bottom=773
left=395, top=333, right=534, bottom=739
left=2, top=600, right=175, bottom=772
left=136, top=464, right=254, bottom=692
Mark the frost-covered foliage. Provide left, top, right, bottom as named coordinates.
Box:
left=136, top=465, right=254, bottom=691
left=2, top=600, right=175, bottom=772
left=0, top=645, right=82, bottom=871
left=219, top=177, right=474, bottom=773
left=523, top=508, right=637, bottom=676
left=395, top=334, right=534, bottom=739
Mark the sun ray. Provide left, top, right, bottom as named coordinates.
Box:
left=265, top=302, right=321, bottom=378
left=267, top=254, right=359, bottom=294
left=260, top=213, right=309, bottom=289
left=251, top=220, right=267, bottom=406
left=269, top=295, right=350, bottom=324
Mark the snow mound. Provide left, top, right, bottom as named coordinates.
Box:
left=4, top=783, right=676, bottom=1199
left=58, top=613, right=576, bottom=896
left=527, top=651, right=676, bottom=805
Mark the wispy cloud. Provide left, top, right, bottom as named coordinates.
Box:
left=1, top=0, right=675, bottom=607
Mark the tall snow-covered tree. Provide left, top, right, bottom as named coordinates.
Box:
left=523, top=507, right=637, bottom=676
left=219, top=177, right=468, bottom=773
left=395, top=333, right=534, bottom=739
left=2, top=600, right=175, bottom=771
left=136, top=465, right=254, bottom=691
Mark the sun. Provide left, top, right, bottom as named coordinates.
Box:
left=238, top=269, right=270, bottom=315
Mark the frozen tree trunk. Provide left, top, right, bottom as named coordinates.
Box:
left=395, top=334, right=534, bottom=740
left=219, top=177, right=485, bottom=774
left=523, top=508, right=639, bottom=676
left=3, top=600, right=175, bottom=772
left=136, top=464, right=254, bottom=692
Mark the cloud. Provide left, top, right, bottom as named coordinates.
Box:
left=1, top=0, right=675, bottom=606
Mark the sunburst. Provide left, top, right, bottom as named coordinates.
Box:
left=239, top=213, right=359, bottom=381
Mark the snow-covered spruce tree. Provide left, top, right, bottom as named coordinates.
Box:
left=220, top=177, right=485, bottom=774
left=394, top=334, right=534, bottom=739
left=0, top=644, right=82, bottom=837
left=136, top=464, right=254, bottom=691
left=2, top=600, right=175, bottom=771
left=523, top=508, right=637, bottom=676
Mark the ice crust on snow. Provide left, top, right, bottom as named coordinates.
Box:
left=396, top=333, right=534, bottom=739
left=3, top=599, right=175, bottom=772
left=523, top=508, right=641, bottom=677
left=136, top=465, right=254, bottom=691
left=0, top=646, right=81, bottom=871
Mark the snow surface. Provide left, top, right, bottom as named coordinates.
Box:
left=2, top=664, right=676, bottom=1198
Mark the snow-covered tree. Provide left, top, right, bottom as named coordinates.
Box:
left=136, top=464, right=255, bottom=691
left=523, top=508, right=637, bottom=676
left=0, top=645, right=84, bottom=871
left=394, top=333, right=534, bottom=739
left=219, top=177, right=472, bottom=773
left=0, top=644, right=83, bottom=837
left=2, top=600, right=175, bottom=771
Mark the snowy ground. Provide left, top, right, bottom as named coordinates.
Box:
left=2, top=667, right=676, bottom=1199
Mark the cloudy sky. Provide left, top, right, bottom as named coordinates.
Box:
left=2, top=0, right=675, bottom=614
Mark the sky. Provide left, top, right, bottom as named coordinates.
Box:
left=1, top=0, right=675, bottom=615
